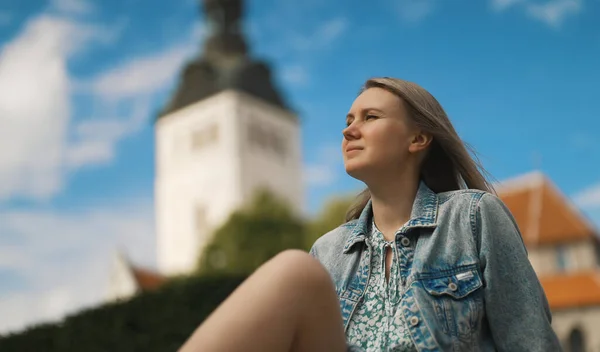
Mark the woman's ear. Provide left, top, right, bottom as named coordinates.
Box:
left=408, top=132, right=432, bottom=154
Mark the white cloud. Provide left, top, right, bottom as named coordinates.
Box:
left=395, top=0, right=436, bottom=23
left=280, top=65, right=310, bottom=87
left=66, top=97, right=151, bottom=169
left=284, top=17, right=349, bottom=53
left=492, top=0, right=525, bottom=11
left=304, top=144, right=342, bottom=188
left=50, top=0, right=94, bottom=15
left=0, top=15, right=100, bottom=201
left=491, top=0, right=582, bottom=27
left=248, top=8, right=350, bottom=86
left=84, top=44, right=194, bottom=101
left=0, top=10, right=195, bottom=201
left=262, top=17, right=348, bottom=87
left=66, top=31, right=198, bottom=168
left=0, top=199, right=155, bottom=334
left=573, top=182, right=600, bottom=209
left=317, top=18, right=349, bottom=44
left=526, top=0, right=581, bottom=27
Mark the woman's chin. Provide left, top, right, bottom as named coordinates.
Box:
left=344, top=163, right=370, bottom=181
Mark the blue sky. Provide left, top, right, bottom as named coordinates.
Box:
left=0, top=0, right=599, bottom=334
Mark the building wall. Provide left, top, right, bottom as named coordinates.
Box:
left=529, top=246, right=557, bottom=276
left=156, top=92, right=243, bottom=275
left=552, top=307, right=600, bottom=351
left=570, top=240, right=598, bottom=272
left=235, top=92, right=304, bottom=216
left=106, top=252, right=138, bottom=302
left=529, top=239, right=597, bottom=276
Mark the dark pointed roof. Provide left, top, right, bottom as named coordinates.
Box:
left=159, top=0, right=289, bottom=118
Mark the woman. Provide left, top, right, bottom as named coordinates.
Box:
left=179, top=78, right=562, bottom=352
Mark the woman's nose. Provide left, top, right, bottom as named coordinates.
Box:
left=343, top=123, right=360, bottom=140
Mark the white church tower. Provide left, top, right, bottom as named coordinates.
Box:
left=155, top=0, right=304, bottom=276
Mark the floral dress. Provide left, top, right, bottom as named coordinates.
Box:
left=346, top=222, right=417, bottom=352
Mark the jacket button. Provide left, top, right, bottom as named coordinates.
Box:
left=410, top=316, right=419, bottom=326
left=400, top=237, right=410, bottom=247
left=448, top=282, right=458, bottom=291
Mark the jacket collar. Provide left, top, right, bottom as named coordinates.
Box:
left=342, top=181, right=439, bottom=253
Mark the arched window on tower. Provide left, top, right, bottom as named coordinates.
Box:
left=567, top=326, right=585, bottom=352
left=247, top=122, right=287, bottom=161
left=192, top=124, right=219, bottom=151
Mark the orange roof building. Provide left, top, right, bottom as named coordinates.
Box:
left=106, top=251, right=166, bottom=302
left=497, top=171, right=600, bottom=351
left=497, top=171, right=596, bottom=247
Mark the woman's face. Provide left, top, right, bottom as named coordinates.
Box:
left=342, top=87, right=427, bottom=182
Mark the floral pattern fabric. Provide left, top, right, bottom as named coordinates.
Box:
left=346, top=223, right=417, bottom=352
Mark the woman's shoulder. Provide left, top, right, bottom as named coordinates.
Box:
left=436, top=189, right=519, bottom=239
left=437, top=188, right=487, bottom=203
left=309, top=219, right=359, bottom=257
left=435, top=189, right=512, bottom=224
left=436, top=188, right=506, bottom=209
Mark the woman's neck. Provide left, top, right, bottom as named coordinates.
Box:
left=368, top=175, right=420, bottom=241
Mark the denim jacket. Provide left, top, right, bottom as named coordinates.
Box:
left=309, top=182, right=562, bottom=352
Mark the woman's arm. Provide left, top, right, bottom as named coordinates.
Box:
left=476, top=193, right=562, bottom=352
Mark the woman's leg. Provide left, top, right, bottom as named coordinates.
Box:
left=178, top=249, right=347, bottom=352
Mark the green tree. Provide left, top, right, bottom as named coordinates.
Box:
left=197, top=189, right=305, bottom=275
left=305, top=195, right=354, bottom=250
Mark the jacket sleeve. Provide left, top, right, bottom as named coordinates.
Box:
left=308, top=244, right=319, bottom=260
left=476, top=193, right=562, bottom=352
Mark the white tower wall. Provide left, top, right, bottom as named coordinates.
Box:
left=155, top=90, right=303, bottom=276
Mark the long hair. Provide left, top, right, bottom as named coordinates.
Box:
left=345, top=77, right=495, bottom=221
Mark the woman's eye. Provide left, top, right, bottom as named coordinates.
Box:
left=365, top=114, right=378, bottom=120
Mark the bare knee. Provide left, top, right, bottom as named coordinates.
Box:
left=266, top=249, right=335, bottom=294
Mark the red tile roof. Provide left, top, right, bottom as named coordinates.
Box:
left=540, top=271, right=600, bottom=310
left=496, top=172, right=597, bottom=246
left=130, top=266, right=166, bottom=291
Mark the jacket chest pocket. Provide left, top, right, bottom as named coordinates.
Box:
left=419, top=266, right=484, bottom=339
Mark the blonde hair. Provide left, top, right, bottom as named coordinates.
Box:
left=346, top=77, right=495, bottom=221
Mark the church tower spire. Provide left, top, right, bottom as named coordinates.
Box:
left=155, top=0, right=303, bottom=276
left=159, top=0, right=289, bottom=117
left=202, top=0, right=248, bottom=59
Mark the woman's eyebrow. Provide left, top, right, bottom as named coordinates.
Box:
left=346, top=107, right=385, bottom=119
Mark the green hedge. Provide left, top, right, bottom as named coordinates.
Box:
left=0, top=275, right=247, bottom=352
